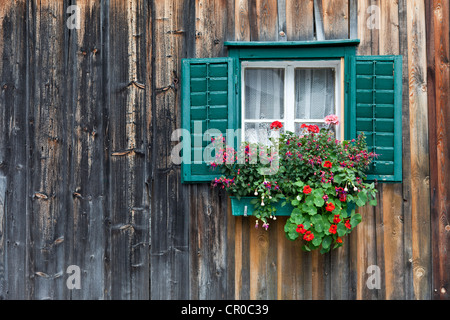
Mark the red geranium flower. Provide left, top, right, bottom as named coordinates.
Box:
left=303, top=230, right=314, bottom=242
left=307, top=125, right=320, bottom=133
left=326, top=202, right=335, bottom=212
left=336, top=237, right=343, bottom=243
left=303, top=185, right=312, bottom=194
left=333, top=214, right=341, bottom=224
left=345, top=220, right=351, bottom=229
left=329, top=224, right=337, bottom=234
left=323, top=160, right=333, bottom=168
left=296, top=224, right=306, bottom=234
left=270, top=121, right=283, bottom=130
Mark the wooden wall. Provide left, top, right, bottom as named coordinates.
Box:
left=0, top=0, right=447, bottom=300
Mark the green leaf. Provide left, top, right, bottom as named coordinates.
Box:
left=312, top=236, right=322, bottom=247
left=290, top=214, right=304, bottom=226
left=355, top=197, right=365, bottom=207
left=302, top=244, right=311, bottom=252
left=337, top=223, right=347, bottom=237
left=322, top=235, right=332, bottom=249
left=305, top=195, right=314, bottom=206
left=350, top=213, right=362, bottom=228
left=314, top=196, right=325, bottom=208
left=294, top=181, right=304, bottom=188
left=320, top=246, right=331, bottom=254
left=334, top=174, right=345, bottom=184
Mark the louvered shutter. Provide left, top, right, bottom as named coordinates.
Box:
left=350, top=55, right=403, bottom=182
left=181, top=57, right=236, bottom=183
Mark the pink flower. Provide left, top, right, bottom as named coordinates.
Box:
left=324, top=114, right=339, bottom=125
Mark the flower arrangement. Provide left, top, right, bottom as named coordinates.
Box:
left=211, top=115, right=378, bottom=253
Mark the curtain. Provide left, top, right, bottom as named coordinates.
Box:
left=244, top=68, right=284, bottom=143
left=295, top=68, right=335, bottom=120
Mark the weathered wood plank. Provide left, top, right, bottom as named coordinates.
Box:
left=406, top=0, right=432, bottom=300
left=0, top=0, right=28, bottom=300
left=234, top=216, right=251, bottom=299
left=191, top=188, right=228, bottom=299
left=378, top=0, right=405, bottom=300
left=355, top=0, right=379, bottom=300
left=427, top=0, right=450, bottom=300
left=234, top=0, right=251, bottom=41
left=321, top=0, right=349, bottom=40
left=28, top=0, right=70, bottom=300
left=276, top=217, right=304, bottom=299
left=66, top=0, right=107, bottom=300
left=398, top=0, right=414, bottom=300
left=330, top=239, right=351, bottom=299
left=107, top=0, right=149, bottom=299
left=249, top=216, right=277, bottom=299
left=286, top=0, right=314, bottom=41
left=254, top=0, right=279, bottom=41
left=195, top=0, right=230, bottom=57
left=151, top=0, right=189, bottom=300
left=356, top=0, right=372, bottom=55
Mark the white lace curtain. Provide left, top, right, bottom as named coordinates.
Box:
left=243, top=67, right=335, bottom=143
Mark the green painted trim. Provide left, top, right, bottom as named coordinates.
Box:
left=224, top=39, right=360, bottom=47
left=393, top=55, right=403, bottom=182
left=350, top=55, right=403, bottom=183
left=229, top=45, right=357, bottom=144
left=181, top=57, right=236, bottom=184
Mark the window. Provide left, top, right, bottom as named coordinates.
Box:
left=180, top=41, right=403, bottom=183
left=241, top=60, right=343, bottom=144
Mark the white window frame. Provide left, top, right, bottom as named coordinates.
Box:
left=241, top=60, right=343, bottom=142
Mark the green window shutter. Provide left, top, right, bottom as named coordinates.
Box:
left=181, top=57, right=236, bottom=183
left=350, top=55, right=403, bottom=182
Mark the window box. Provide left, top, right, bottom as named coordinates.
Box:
left=230, top=196, right=294, bottom=217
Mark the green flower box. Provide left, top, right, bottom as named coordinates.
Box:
left=230, top=196, right=356, bottom=217
left=230, top=196, right=294, bottom=217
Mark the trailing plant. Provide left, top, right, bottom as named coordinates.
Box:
left=211, top=116, right=378, bottom=253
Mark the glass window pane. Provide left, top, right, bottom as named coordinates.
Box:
left=244, top=68, right=284, bottom=120
left=295, top=68, right=335, bottom=120
left=244, top=122, right=284, bottom=145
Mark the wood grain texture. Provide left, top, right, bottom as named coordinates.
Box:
left=195, top=0, right=230, bottom=57
left=151, top=0, right=189, bottom=300
left=0, top=0, right=28, bottom=300
left=399, top=0, right=414, bottom=300
left=407, top=0, right=432, bottom=300
left=235, top=0, right=251, bottom=41
left=426, top=0, right=450, bottom=300
left=321, top=0, right=349, bottom=39
left=379, top=0, right=405, bottom=300
left=249, top=216, right=277, bottom=299
left=69, top=0, right=106, bottom=300
left=254, top=0, right=279, bottom=41
left=286, top=0, right=314, bottom=41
